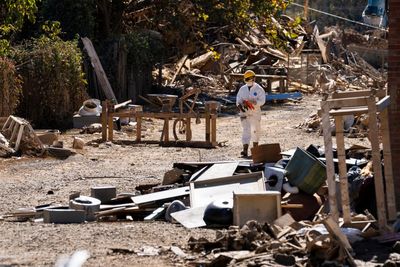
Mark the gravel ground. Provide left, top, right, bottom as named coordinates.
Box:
left=0, top=94, right=371, bottom=266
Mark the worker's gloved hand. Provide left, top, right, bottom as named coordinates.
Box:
left=237, top=104, right=247, bottom=112
left=243, top=100, right=255, bottom=110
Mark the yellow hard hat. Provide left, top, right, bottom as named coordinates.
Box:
left=244, top=70, right=256, bottom=80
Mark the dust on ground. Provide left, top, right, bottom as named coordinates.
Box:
left=0, top=95, right=371, bottom=266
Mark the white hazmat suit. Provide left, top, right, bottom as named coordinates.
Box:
left=236, top=82, right=266, bottom=145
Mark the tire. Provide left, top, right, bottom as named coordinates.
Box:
left=173, top=119, right=192, bottom=141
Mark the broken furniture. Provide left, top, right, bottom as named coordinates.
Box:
left=1, top=115, right=45, bottom=155
left=101, top=100, right=219, bottom=148
left=319, top=89, right=395, bottom=231
left=233, top=191, right=282, bottom=227
left=251, top=143, right=282, bottom=164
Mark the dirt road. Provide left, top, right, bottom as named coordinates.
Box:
left=0, top=95, right=369, bottom=266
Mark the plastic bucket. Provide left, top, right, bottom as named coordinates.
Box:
left=285, top=147, right=326, bottom=194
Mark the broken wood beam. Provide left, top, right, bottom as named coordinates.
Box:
left=367, top=96, right=387, bottom=231
left=169, top=55, right=188, bottom=86
left=81, top=37, right=117, bottom=102
left=320, top=100, right=339, bottom=222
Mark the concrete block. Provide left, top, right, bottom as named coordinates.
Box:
left=69, top=196, right=101, bottom=221
left=73, top=114, right=100, bottom=128
left=90, top=186, right=117, bottom=203
left=43, top=208, right=86, bottom=224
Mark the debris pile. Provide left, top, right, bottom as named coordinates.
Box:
left=296, top=112, right=369, bottom=138
left=5, top=135, right=397, bottom=264
left=154, top=21, right=387, bottom=99
left=187, top=216, right=364, bottom=266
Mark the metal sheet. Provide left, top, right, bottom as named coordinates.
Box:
left=194, top=162, right=239, bottom=182
left=190, top=171, right=266, bottom=208
left=170, top=206, right=207, bottom=229
left=131, top=186, right=190, bottom=205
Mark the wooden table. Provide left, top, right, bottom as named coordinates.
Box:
left=101, top=101, right=219, bottom=148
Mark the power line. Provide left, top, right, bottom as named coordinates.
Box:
left=289, top=2, right=388, bottom=32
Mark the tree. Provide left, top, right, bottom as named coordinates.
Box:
left=0, top=0, right=38, bottom=55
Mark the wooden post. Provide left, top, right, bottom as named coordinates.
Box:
left=211, top=115, right=217, bottom=145
left=267, top=79, right=272, bottom=94
left=380, top=109, right=397, bottom=221
left=205, top=109, right=211, bottom=143
left=107, top=102, right=114, bottom=142
left=14, top=125, right=25, bottom=151
left=186, top=118, right=191, bottom=142
left=136, top=115, right=142, bottom=142
left=101, top=101, right=108, bottom=142
left=334, top=116, right=351, bottom=223
left=164, top=118, right=170, bottom=142
left=368, top=97, right=387, bottom=230
left=321, top=100, right=339, bottom=222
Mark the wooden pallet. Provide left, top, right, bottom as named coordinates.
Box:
left=1, top=116, right=44, bottom=154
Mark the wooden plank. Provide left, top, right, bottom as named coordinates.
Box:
left=171, top=206, right=207, bottom=229
left=329, top=107, right=368, bottom=116
left=325, top=96, right=369, bottom=109
left=331, top=90, right=386, bottom=99
left=335, top=116, right=351, bottom=223
left=367, top=97, right=387, bottom=230
left=14, top=125, right=24, bottom=151
left=9, top=120, right=19, bottom=142
left=380, top=109, right=397, bottom=220
left=169, top=55, right=188, bottom=86
left=114, top=100, right=132, bottom=110
left=131, top=186, right=190, bottom=205
left=81, top=37, right=117, bottom=101
left=320, top=100, right=339, bottom=222
left=190, top=172, right=265, bottom=208
left=107, top=114, right=113, bottom=142
left=323, top=216, right=352, bottom=252
left=281, top=203, right=303, bottom=209
left=133, top=112, right=218, bottom=120
left=101, top=101, right=107, bottom=141
left=229, top=73, right=286, bottom=79
left=195, top=162, right=239, bottom=182
left=1, top=116, right=11, bottom=131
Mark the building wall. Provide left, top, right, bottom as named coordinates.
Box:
left=388, top=0, right=400, bottom=208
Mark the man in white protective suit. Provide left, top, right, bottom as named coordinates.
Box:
left=236, top=70, right=266, bottom=157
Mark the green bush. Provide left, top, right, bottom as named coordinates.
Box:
left=14, top=36, right=87, bottom=128
left=0, top=57, right=22, bottom=116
